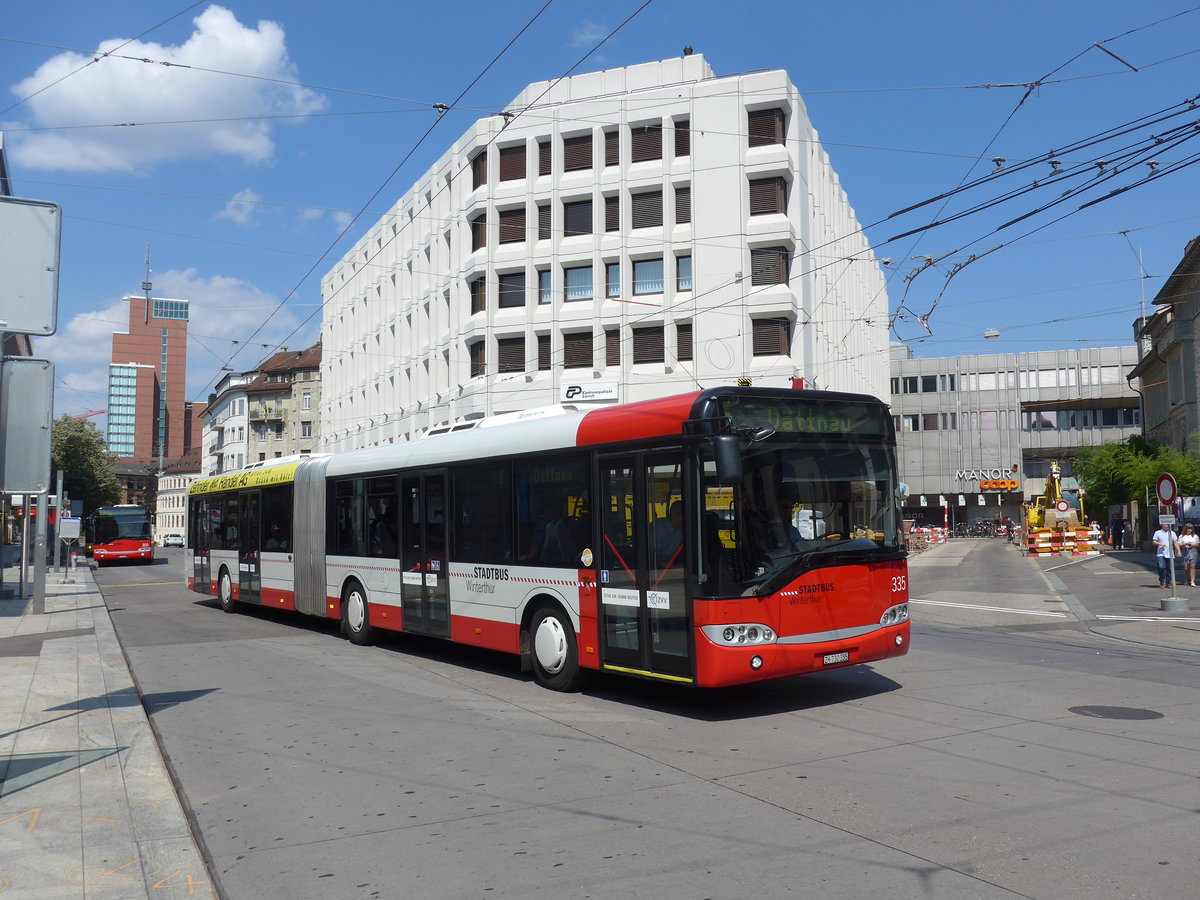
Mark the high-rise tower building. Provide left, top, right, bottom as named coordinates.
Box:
left=107, top=295, right=190, bottom=461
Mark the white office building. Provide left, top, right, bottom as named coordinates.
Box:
left=320, top=54, right=889, bottom=448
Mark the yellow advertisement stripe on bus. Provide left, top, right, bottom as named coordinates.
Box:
left=189, top=463, right=301, bottom=496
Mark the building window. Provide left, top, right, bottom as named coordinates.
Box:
left=564, top=265, right=593, bottom=301
left=497, top=207, right=526, bottom=244
left=902, top=376, right=918, bottom=393
left=901, top=414, right=918, bottom=433
left=633, top=258, right=664, bottom=295
left=606, top=328, right=621, bottom=367
left=676, top=322, right=693, bottom=361
left=302, top=391, right=311, bottom=410
left=922, top=375, right=937, bottom=392
left=940, top=374, right=956, bottom=391
left=469, top=277, right=486, bottom=314
left=469, top=341, right=485, bottom=378
left=890, top=377, right=900, bottom=395
left=301, top=421, right=312, bottom=438
left=752, top=318, right=791, bottom=356
left=274, top=423, right=284, bottom=440
left=538, top=269, right=552, bottom=304
left=471, top=150, right=487, bottom=189
left=677, top=256, right=692, bottom=291
left=674, top=119, right=690, bottom=157
left=605, top=195, right=619, bottom=232
left=563, top=199, right=593, bottom=237
left=498, top=272, right=526, bottom=309
left=750, top=246, right=790, bottom=286
left=537, top=203, right=551, bottom=240
left=563, top=134, right=592, bottom=171
left=537, top=334, right=551, bottom=370
left=470, top=214, right=486, bottom=251
left=631, top=190, right=663, bottom=229
left=605, top=262, right=620, bottom=298
left=497, top=336, right=525, bottom=373
left=630, top=123, right=663, bottom=162
left=604, top=130, right=619, bottom=167
left=538, top=139, right=551, bottom=176
left=748, top=108, right=786, bottom=147
left=563, top=332, right=592, bottom=369
left=632, top=327, right=665, bottom=364
left=498, top=144, right=526, bottom=181
left=749, top=176, right=786, bottom=215
left=922, top=413, right=939, bottom=431
left=675, top=185, right=691, bottom=225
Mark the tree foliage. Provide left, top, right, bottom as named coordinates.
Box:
left=1075, top=435, right=1200, bottom=513
left=51, top=415, right=120, bottom=514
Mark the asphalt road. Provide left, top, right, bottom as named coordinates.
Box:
left=96, top=546, right=1200, bottom=900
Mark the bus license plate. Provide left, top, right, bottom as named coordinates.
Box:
left=823, top=651, right=849, bottom=665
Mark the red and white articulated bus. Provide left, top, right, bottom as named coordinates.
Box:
left=186, top=387, right=909, bottom=690
left=86, top=504, right=154, bottom=566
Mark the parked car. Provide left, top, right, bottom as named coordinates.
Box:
left=162, top=534, right=184, bottom=548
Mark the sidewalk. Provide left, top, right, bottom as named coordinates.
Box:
left=0, top=553, right=214, bottom=899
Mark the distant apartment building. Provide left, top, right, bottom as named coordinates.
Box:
left=1131, top=235, right=1200, bottom=452
left=155, top=448, right=200, bottom=542
left=200, top=372, right=251, bottom=477
left=890, top=345, right=1141, bottom=527
left=107, top=296, right=191, bottom=462
left=319, top=54, right=889, bottom=449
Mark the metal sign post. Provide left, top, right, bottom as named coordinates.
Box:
left=1158, top=472, right=1187, bottom=612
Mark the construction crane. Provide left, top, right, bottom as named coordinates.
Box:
left=70, top=410, right=105, bottom=419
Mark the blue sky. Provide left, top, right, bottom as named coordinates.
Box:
left=2, top=1, right=1198, bottom=419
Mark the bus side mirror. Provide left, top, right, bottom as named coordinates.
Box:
left=712, top=435, right=742, bottom=484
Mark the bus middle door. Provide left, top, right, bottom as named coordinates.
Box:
left=399, top=471, right=450, bottom=638
left=598, top=452, right=693, bottom=682
left=238, top=490, right=262, bottom=605
left=191, top=497, right=211, bottom=592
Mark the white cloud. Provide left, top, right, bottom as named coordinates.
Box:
left=215, top=188, right=262, bottom=226
left=571, top=20, right=609, bottom=48
left=332, top=210, right=354, bottom=233
left=6, top=5, right=325, bottom=173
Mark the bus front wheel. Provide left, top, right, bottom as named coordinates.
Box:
left=343, top=580, right=376, bottom=646
left=529, top=605, right=585, bottom=692
left=218, top=569, right=238, bottom=614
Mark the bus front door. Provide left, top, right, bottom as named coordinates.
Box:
left=400, top=471, right=450, bottom=638
left=598, top=453, right=693, bottom=681
left=238, top=490, right=262, bottom=605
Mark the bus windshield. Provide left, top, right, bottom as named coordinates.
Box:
left=700, top=438, right=902, bottom=595
left=91, top=508, right=152, bottom=545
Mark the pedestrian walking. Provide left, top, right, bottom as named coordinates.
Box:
left=1152, top=522, right=1180, bottom=588
left=1110, top=517, right=1125, bottom=550
left=1179, top=524, right=1200, bottom=586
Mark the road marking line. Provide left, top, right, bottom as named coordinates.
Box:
left=112, top=582, right=186, bottom=587
left=1095, top=615, right=1200, bottom=623
left=909, top=598, right=1068, bottom=618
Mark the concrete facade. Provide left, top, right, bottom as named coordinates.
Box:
left=155, top=448, right=199, bottom=543
left=245, top=344, right=323, bottom=463
left=319, top=55, right=889, bottom=449
left=200, top=374, right=250, bottom=476
left=890, top=345, right=1142, bottom=528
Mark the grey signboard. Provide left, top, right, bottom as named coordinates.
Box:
left=0, top=357, right=54, bottom=492
left=0, top=196, right=60, bottom=335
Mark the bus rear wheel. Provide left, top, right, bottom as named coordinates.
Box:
left=343, top=580, right=376, bottom=646
left=218, top=569, right=238, bottom=614
left=529, top=605, right=585, bottom=692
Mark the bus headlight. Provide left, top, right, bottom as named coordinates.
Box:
left=702, top=624, right=777, bottom=646
left=880, top=604, right=909, bottom=626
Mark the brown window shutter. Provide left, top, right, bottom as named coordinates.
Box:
left=604, top=130, right=619, bottom=167
left=471, top=151, right=487, bottom=188
left=748, top=108, right=785, bottom=147
left=632, top=326, right=665, bottom=364
left=537, top=203, right=551, bottom=240
left=562, top=332, right=592, bottom=369
left=538, top=140, right=551, bottom=176
left=470, top=214, right=487, bottom=251
left=563, top=200, right=593, bottom=236
left=630, top=124, right=662, bottom=162
left=563, top=134, right=592, bottom=171
left=497, top=272, right=526, bottom=308
left=538, top=334, right=551, bottom=371
left=469, top=278, right=486, bottom=314
left=605, top=329, right=620, bottom=367
left=605, top=195, right=619, bottom=232
left=750, top=246, right=789, bottom=286
left=675, top=120, right=690, bottom=157
left=749, top=177, right=786, bottom=215
left=675, top=186, right=691, bottom=225
left=497, top=207, right=526, bottom=244
left=630, top=191, right=663, bottom=228
left=497, top=337, right=524, bottom=373
left=676, top=323, right=693, bottom=361
left=752, top=318, right=792, bottom=356
left=469, top=341, right=486, bottom=377
left=498, top=145, right=526, bottom=181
